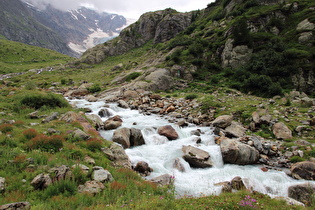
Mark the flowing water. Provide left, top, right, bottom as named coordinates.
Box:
left=70, top=99, right=314, bottom=198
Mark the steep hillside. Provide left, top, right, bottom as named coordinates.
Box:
left=0, top=39, right=73, bottom=75
left=0, top=0, right=76, bottom=57
left=78, top=0, right=315, bottom=97
left=0, top=0, right=128, bottom=57
left=27, top=4, right=128, bottom=54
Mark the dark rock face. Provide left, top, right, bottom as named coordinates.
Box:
left=0, top=202, right=31, bottom=210
left=291, top=161, right=315, bottom=181
left=134, top=161, right=153, bottom=176
left=288, top=183, right=315, bottom=206
left=80, top=9, right=193, bottom=64
left=182, top=145, right=213, bottom=168
left=0, top=0, right=75, bottom=56
left=157, top=125, right=179, bottom=140
left=220, top=138, right=259, bottom=165
left=111, top=127, right=145, bottom=149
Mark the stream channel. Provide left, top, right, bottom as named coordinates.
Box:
left=69, top=98, right=314, bottom=198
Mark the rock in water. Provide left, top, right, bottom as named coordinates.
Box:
left=182, top=145, right=213, bottom=168
left=157, top=125, right=179, bottom=140
left=220, top=138, right=259, bottom=165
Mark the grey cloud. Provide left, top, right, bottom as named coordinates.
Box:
left=22, top=0, right=212, bottom=18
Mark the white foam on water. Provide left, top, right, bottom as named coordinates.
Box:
left=68, top=98, right=315, bottom=198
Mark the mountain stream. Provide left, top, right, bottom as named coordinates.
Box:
left=69, top=99, right=314, bottom=198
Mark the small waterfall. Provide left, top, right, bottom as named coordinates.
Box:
left=69, top=98, right=315, bottom=198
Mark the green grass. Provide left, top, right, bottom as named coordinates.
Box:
left=0, top=39, right=73, bottom=74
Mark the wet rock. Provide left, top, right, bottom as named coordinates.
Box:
left=182, top=145, right=213, bottom=168
left=212, top=115, right=233, bottom=128
left=118, top=100, right=129, bottom=109
left=134, top=161, right=153, bottom=176
left=150, top=174, right=174, bottom=186
left=92, top=169, right=114, bottom=183
left=130, top=128, right=145, bottom=147
left=0, top=202, right=31, bottom=210
left=172, top=158, right=186, bottom=172
left=85, top=95, right=97, bottom=102
left=231, top=176, right=246, bottom=190
left=86, top=114, right=104, bottom=130
left=112, top=127, right=131, bottom=149
left=111, top=127, right=145, bottom=149
left=98, top=108, right=113, bottom=118
left=225, top=121, right=246, bottom=138
left=291, top=161, right=315, bottom=180
left=101, top=143, right=132, bottom=169
left=272, top=122, right=292, bottom=140
left=78, top=180, right=105, bottom=195
left=157, top=125, right=179, bottom=140
left=104, top=115, right=123, bottom=130
left=0, top=177, right=5, bottom=193
left=215, top=181, right=232, bottom=193
left=220, top=138, right=259, bottom=165
left=288, top=183, right=315, bottom=206
left=31, top=173, right=52, bottom=190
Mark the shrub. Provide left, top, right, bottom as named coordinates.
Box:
left=185, top=94, right=198, bottom=100
left=86, top=138, right=103, bottom=152
left=0, top=124, right=13, bottom=133
left=26, top=134, right=64, bottom=153
left=125, top=72, right=141, bottom=82
left=20, top=92, right=69, bottom=109
left=87, top=84, right=101, bottom=93
left=290, top=156, right=305, bottom=163
left=43, top=180, right=77, bottom=199
left=22, top=128, right=38, bottom=140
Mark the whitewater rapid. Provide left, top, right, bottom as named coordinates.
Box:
left=69, top=99, right=314, bottom=198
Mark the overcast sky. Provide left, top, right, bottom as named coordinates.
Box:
left=22, top=0, right=214, bottom=19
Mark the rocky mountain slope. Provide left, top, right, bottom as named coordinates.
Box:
left=0, top=0, right=128, bottom=57
left=78, top=0, right=315, bottom=97
left=0, top=0, right=75, bottom=56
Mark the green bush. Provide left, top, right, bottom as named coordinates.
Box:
left=125, top=72, right=141, bottom=82
left=0, top=124, right=13, bottom=133
left=290, top=156, right=305, bottom=163
left=43, top=180, right=77, bottom=199
left=185, top=94, right=198, bottom=100
left=86, top=138, right=103, bottom=152
left=87, top=84, right=101, bottom=93
left=22, top=128, right=38, bottom=140
left=26, top=134, right=64, bottom=153
left=20, top=92, right=69, bottom=109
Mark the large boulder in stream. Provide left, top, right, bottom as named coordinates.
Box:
left=111, top=127, right=145, bottom=149
left=157, top=125, right=179, bottom=140
left=182, top=145, right=213, bottom=168
left=220, top=138, right=259, bottom=165
left=288, top=183, right=315, bottom=206
left=290, top=161, right=315, bottom=180
left=104, top=115, right=123, bottom=130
